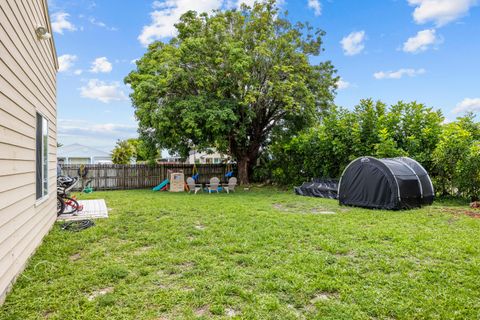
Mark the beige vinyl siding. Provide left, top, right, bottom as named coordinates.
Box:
left=0, top=0, right=57, bottom=304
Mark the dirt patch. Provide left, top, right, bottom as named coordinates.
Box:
left=310, top=292, right=338, bottom=303
left=195, top=305, right=210, bottom=317
left=182, top=286, right=195, bottom=292
left=226, top=308, right=240, bottom=317
left=335, top=251, right=355, bottom=258
left=447, top=217, right=459, bottom=224
left=178, top=261, right=195, bottom=270
left=274, top=203, right=336, bottom=214
left=87, top=287, right=114, bottom=301
left=133, top=246, right=153, bottom=255
left=42, top=310, right=55, bottom=318
left=310, top=208, right=336, bottom=214
left=273, top=202, right=307, bottom=210
left=304, top=292, right=339, bottom=312
left=167, top=262, right=195, bottom=275
left=155, top=282, right=171, bottom=290
left=286, top=304, right=304, bottom=318
left=441, top=208, right=480, bottom=219
left=152, top=276, right=173, bottom=289
left=69, top=253, right=81, bottom=262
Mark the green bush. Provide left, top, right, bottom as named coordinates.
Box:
left=456, top=142, right=480, bottom=201
left=267, top=99, right=443, bottom=186
left=432, top=122, right=472, bottom=196
left=265, top=101, right=480, bottom=200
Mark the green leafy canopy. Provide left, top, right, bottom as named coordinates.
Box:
left=111, top=139, right=136, bottom=164
left=125, top=0, right=337, bottom=182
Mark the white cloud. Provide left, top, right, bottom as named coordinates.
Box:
left=51, top=12, right=77, bottom=34
left=58, top=54, right=77, bottom=72
left=58, top=119, right=137, bottom=137
left=442, top=118, right=452, bottom=124
left=234, top=0, right=281, bottom=8
left=374, top=68, right=426, bottom=79
left=337, top=78, right=350, bottom=90
left=80, top=79, right=128, bottom=103
left=58, top=119, right=137, bottom=151
left=407, top=0, right=478, bottom=26
left=453, top=98, right=480, bottom=114
left=403, top=29, right=439, bottom=53
left=138, top=0, right=223, bottom=46
left=235, top=0, right=256, bottom=7
left=89, top=17, right=118, bottom=31
left=74, top=69, right=83, bottom=75
left=340, top=31, right=366, bottom=56
left=308, top=0, right=321, bottom=16
left=90, top=57, right=113, bottom=73
left=138, top=0, right=291, bottom=45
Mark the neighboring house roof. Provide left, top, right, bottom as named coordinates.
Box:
left=58, top=144, right=111, bottom=159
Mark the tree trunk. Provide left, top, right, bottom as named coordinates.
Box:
left=237, top=157, right=249, bottom=185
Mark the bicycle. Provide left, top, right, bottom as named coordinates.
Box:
left=57, top=176, right=84, bottom=215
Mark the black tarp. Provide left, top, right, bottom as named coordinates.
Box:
left=338, top=156, right=434, bottom=210
left=295, top=179, right=338, bottom=199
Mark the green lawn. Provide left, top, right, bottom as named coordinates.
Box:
left=1, top=188, right=480, bottom=319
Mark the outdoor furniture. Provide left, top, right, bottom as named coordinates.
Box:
left=223, top=177, right=237, bottom=194
left=186, top=177, right=202, bottom=194
left=206, top=177, right=220, bottom=193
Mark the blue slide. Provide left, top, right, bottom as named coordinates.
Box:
left=152, top=179, right=169, bottom=191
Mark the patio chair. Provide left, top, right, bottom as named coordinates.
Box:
left=223, top=177, right=237, bottom=194
left=186, top=177, right=202, bottom=194
left=206, top=177, right=220, bottom=193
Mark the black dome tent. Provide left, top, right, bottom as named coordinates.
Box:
left=338, top=156, right=434, bottom=210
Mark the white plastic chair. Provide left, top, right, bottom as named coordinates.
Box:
left=206, top=177, right=220, bottom=193
left=186, top=177, right=202, bottom=194
left=223, top=177, right=237, bottom=194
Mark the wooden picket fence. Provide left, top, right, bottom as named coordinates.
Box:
left=60, top=163, right=235, bottom=191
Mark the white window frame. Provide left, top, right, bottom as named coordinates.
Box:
left=36, top=112, right=49, bottom=202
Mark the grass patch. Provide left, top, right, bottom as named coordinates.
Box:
left=1, top=188, right=480, bottom=319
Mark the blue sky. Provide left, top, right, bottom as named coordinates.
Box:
left=49, top=0, right=480, bottom=151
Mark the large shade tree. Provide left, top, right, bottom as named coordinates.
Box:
left=125, top=0, right=337, bottom=183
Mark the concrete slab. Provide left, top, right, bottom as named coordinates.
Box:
left=57, top=199, right=109, bottom=221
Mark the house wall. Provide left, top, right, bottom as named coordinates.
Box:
left=0, top=0, right=58, bottom=304
left=188, top=150, right=228, bottom=164
left=67, top=157, right=91, bottom=165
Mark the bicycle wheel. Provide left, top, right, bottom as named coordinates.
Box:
left=57, top=196, right=65, bottom=215
left=63, top=197, right=80, bottom=215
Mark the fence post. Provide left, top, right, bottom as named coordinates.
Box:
left=123, top=165, right=126, bottom=189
